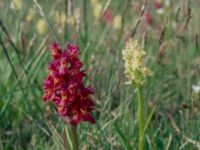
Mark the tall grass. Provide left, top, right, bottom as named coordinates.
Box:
left=0, top=0, right=199, bottom=149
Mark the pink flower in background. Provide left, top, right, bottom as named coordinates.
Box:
left=154, top=0, right=163, bottom=10
left=43, top=42, right=95, bottom=125
left=144, top=12, right=153, bottom=25
left=102, top=9, right=113, bottom=24
left=154, top=0, right=164, bottom=14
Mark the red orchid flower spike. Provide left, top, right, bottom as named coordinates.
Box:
left=43, top=42, right=95, bottom=125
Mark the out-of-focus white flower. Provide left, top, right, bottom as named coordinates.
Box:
left=191, top=84, right=200, bottom=105
left=156, top=8, right=164, bottom=14
left=192, top=85, right=200, bottom=93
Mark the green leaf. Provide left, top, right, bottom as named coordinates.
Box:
left=143, top=106, right=156, bottom=136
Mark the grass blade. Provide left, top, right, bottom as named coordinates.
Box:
left=114, top=122, right=131, bottom=150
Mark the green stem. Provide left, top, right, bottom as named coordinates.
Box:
left=70, top=125, right=78, bottom=150
left=83, top=0, right=88, bottom=43
left=136, top=85, right=144, bottom=150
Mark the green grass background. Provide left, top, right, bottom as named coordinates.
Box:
left=0, top=0, right=199, bottom=149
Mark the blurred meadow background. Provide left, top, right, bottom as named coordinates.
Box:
left=0, top=0, right=200, bottom=149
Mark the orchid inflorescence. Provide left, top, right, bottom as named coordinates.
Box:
left=122, top=38, right=153, bottom=150
left=122, top=38, right=153, bottom=86
left=43, top=42, right=95, bottom=125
